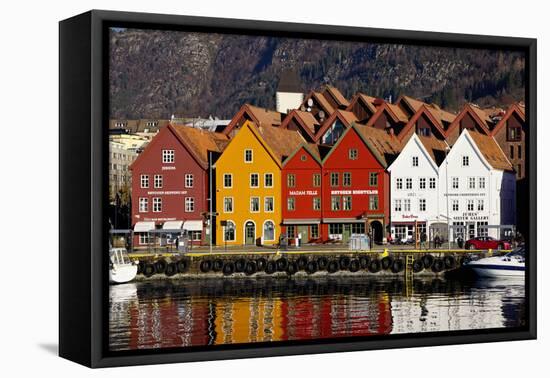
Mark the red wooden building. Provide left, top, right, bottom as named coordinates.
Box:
left=130, top=124, right=228, bottom=245
left=321, top=124, right=400, bottom=243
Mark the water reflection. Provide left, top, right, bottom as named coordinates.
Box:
left=109, top=277, right=525, bottom=351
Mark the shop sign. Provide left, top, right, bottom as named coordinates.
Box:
left=331, top=189, right=378, bottom=195
left=147, top=190, right=188, bottom=195
left=289, top=190, right=318, bottom=196
left=452, top=212, right=489, bottom=221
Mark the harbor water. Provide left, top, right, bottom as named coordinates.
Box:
left=109, top=276, right=526, bottom=351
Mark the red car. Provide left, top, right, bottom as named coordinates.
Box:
left=464, top=236, right=511, bottom=250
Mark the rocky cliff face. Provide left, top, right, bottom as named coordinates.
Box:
left=109, top=28, right=525, bottom=119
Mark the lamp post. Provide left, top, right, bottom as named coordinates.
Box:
left=445, top=145, right=451, bottom=250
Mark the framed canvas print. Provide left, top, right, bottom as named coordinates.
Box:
left=59, top=10, right=537, bottom=368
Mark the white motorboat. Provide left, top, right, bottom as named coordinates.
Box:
left=109, top=248, right=138, bottom=284
left=466, top=246, right=525, bottom=278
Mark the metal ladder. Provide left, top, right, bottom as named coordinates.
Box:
left=405, top=254, right=414, bottom=297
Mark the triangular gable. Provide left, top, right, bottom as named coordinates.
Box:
left=301, top=90, right=335, bottom=116
left=491, top=103, right=526, bottom=137
left=222, top=104, right=281, bottom=136
left=280, top=109, right=318, bottom=141
left=442, top=129, right=499, bottom=173
left=390, top=133, right=441, bottom=173
left=314, top=110, right=358, bottom=143
left=398, top=105, right=447, bottom=142
left=365, top=102, right=408, bottom=129
left=395, top=95, right=425, bottom=116
left=446, top=104, right=492, bottom=138
left=282, top=143, right=323, bottom=168
left=130, top=124, right=212, bottom=171
left=321, top=123, right=389, bottom=169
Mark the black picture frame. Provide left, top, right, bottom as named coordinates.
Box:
left=59, top=9, right=537, bottom=368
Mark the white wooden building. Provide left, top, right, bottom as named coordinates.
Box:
left=388, top=133, right=449, bottom=242
left=438, top=129, right=516, bottom=241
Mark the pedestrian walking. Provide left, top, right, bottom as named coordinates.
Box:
left=434, top=234, right=441, bottom=249
left=420, top=232, right=427, bottom=249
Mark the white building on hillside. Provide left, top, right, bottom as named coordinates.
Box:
left=388, top=133, right=449, bottom=242
left=438, top=129, right=516, bottom=241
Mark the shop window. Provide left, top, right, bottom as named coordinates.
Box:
left=287, top=226, right=296, bottom=238
left=329, top=224, right=343, bottom=235
left=263, top=221, right=275, bottom=241
left=224, top=221, right=236, bottom=242
left=352, top=223, right=365, bottom=235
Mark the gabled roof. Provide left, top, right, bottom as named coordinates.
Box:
left=322, top=85, right=350, bottom=108
left=323, top=122, right=401, bottom=168
left=282, top=143, right=324, bottom=167
left=170, top=124, right=229, bottom=169
left=417, top=135, right=449, bottom=166
left=466, top=130, right=514, bottom=172
left=222, top=104, right=282, bottom=135
left=398, top=105, right=449, bottom=142
left=490, top=103, right=526, bottom=137
left=365, top=102, right=410, bottom=129
left=301, top=90, right=335, bottom=115
left=314, top=110, right=359, bottom=142
left=253, top=122, right=306, bottom=164
left=280, top=109, right=320, bottom=140
left=446, top=103, right=492, bottom=137
left=395, top=95, right=426, bottom=115
left=346, top=93, right=380, bottom=114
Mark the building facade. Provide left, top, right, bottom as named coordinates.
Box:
left=491, top=103, right=526, bottom=180
left=109, top=140, right=137, bottom=202
left=130, top=124, right=228, bottom=245
left=438, top=129, right=516, bottom=241
left=215, top=121, right=305, bottom=246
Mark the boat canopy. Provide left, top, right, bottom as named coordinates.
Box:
left=183, top=220, right=203, bottom=231
left=133, top=221, right=155, bottom=232
left=162, top=220, right=183, bottom=230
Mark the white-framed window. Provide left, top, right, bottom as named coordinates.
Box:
left=300, top=154, right=307, bottom=161
left=153, top=197, right=162, bottom=212
left=140, top=175, right=149, bottom=188
left=224, top=220, right=236, bottom=242
left=244, top=149, right=253, bottom=163
left=185, top=174, right=194, bottom=188
left=412, top=156, right=419, bottom=167
left=343, top=196, right=352, bottom=211
left=313, top=173, right=321, bottom=187
left=185, top=197, right=195, bottom=212
left=264, top=173, right=273, bottom=188
left=313, top=197, right=321, bottom=210
left=419, top=177, right=426, bottom=190
left=405, top=178, right=413, bottom=190
left=404, top=199, right=411, bottom=212
left=468, top=177, right=475, bottom=189
left=369, top=195, right=379, bottom=210
left=369, top=172, right=378, bottom=187
left=264, top=197, right=274, bottom=212
left=479, top=177, right=486, bottom=189
left=467, top=199, right=474, bottom=211
left=396, top=178, right=403, bottom=190
left=250, top=173, right=259, bottom=188
left=139, top=234, right=150, bottom=245
left=287, top=173, right=296, bottom=188
left=429, top=177, right=436, bottom=189
left=287, top=197, right=295, bottom=211
left=263, top=221, right=275, bottom=241
left=250, top=197, right=260, bottom=212
left=154, top=174, right=163, bottom=188
left=419, top=198, right=426, bottom=212
left=330, top=172, right=339, bottom=187
left=452, top=177, right=459, bottom=189
left=452, top=199, right=459, bottom=212
left=395, top=199, right=402, bottom=212
left=478, top=199, right=485, bottom=211
left=162, top=150, right=174, bottom=163
left=223, top=174, right=232, bottom=188
left=343, top=172, right=352, bottom=187
left=223, top=197, right=233, bottom=213
left=349, top=148, right=358, bottom=160
left=139, top=197, right=148, bottom=212
left=331, top=196, right=341, bottom=211
left=462, top=155, right=469, bottom=167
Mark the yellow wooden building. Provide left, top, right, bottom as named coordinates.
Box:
left=215, top=120, right=304, bottom=245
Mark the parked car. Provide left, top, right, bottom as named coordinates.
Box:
left=464, top=236, right=511, bottom=250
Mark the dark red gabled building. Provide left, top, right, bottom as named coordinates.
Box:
left=130, top=124, right=228, bottom=246
left=321, top=124, right=401, bottom=243
left=346, top=93, right=382, bottom=124
left=281, top=143, right=327, bottom=244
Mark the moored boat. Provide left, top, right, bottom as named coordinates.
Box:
left=110, top=248, right=139, bottom=284
left=466, top=246, right=525, bottom=278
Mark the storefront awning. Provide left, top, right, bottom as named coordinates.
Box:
left=162, top=220, right=183, bottom=230
left=283, top=219, right=321, bottom=225
left=183, top=220, right=203, bottom=231
left=133, top=221, right=155, bottom=232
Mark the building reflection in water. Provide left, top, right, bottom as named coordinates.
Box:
left=109, top=277, right=525, bottom=351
